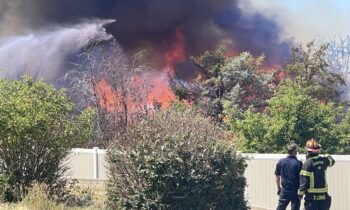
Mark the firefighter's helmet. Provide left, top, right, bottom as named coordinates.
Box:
left=305, top=138, right=321, bottom=153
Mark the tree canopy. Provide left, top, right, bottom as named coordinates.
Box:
left=225, top=80, right=348, bottom=154
left=0, top=76, right=94, bottom=201
left=286, top=41, right=345, bottom=102
left=171, top=49, right=274, bottom=123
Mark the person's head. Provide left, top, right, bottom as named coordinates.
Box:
left=305, top=138, right=321, bottom=155
left=287, top=143, right=298, bottom=156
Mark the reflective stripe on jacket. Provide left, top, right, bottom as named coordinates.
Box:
left=298, top=155, right=335, bottom=199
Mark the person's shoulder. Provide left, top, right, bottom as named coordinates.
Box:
left=303, top=157, right=313, bottom=165
left=305, top=157, right=314, bottom=162
left=292, top=157, right=302, bottom=166
left=276, top=157, right=286, bottom=167
left=278, top=156, right=289, bottom=163
left=296, top=158, right=303, bottom=164
left=319, top=155, right=332, bottom=161
left=287, top=156, right=300, bottom=162
left=317, top=156, right=326, bottom=161
left=320, top=155, right=335, bottom=166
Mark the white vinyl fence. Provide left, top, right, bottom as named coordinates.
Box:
left=68, top=148, right=107, bottom=181
left=67, top=148, right=350, bottom=210
left=244, top=154, right=350, bottom=210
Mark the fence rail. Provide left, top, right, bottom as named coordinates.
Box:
left=67, top=148, right=350, bottom=210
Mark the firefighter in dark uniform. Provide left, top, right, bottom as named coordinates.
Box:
left=275, top=143, right=302, bottom=210
left=298, top=138, right=335, bottom=210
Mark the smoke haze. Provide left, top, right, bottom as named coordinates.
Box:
left=0, top=0, right=290, bottom=81
left=0, top=20, right=113, bottom=80
left=240, top=1, right=350, bottom=44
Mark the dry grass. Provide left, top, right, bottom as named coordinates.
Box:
left=0, top=182, right=106, bottom=210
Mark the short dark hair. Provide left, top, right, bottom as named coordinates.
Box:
left=287, top=143, right=298, bottom=155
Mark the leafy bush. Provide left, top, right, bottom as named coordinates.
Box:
left=106, top=104, right=248, bottom=209
left=226, top=80, right=347, bottom=153
left=0, top=76, right=95, bottom=201
left=336, top=109, right=350, bottom=154
left=0, top=173, right=14, bottom=202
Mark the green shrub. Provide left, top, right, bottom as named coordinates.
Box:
left=226, top=80, right=346, bottom=154
left=0, top=76, right=95, bottom=201
left=106, top=104, right=248, bottom=209
left=0, top=173, right=15, bottom=202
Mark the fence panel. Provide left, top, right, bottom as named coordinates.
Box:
left=67, top=148, right=107, bottom=180
left=244, top=154, right=350, bottom=210
left=66, top=149, right=350, bottom=209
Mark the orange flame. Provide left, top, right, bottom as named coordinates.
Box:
left=96, top=74, right=176, bottom=111
left=95, top=80, right=114, bottom=111
left=96, top=28, right=186, bottom=111
left=146, top=72, right=176, bottom=108
left=165, top=28, right=186, bottom=76
left=146, top=28, right=185, bottom=107
left=225, top=49, right=239, bottom=57
left=95, top=79, right=139, bottom=112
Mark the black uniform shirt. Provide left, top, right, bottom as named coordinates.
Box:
left=298, top=155, right=335, bottom=199
left=275, top=155, right=302, bottom=192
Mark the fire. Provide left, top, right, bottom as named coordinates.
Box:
left=146, top=28, right=186, bottom=107
left=258, top=64, right=287, bottom=85
left=95, top=80, right=117, bottom=112
left=165, top=28, right=186, bottom=76
left=95, top=74, right=176, bottom=111
left=95, top=79, right=137, bottom=112
left=146, top=72, right=176, bottom=108
left=225, top=49, right=239, bottom=57
left=96, top=28, right=186, bottom=111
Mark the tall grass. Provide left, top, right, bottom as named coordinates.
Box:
left=0, top=183, right=106, bottom=210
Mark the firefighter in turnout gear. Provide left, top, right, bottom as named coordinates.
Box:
left=298, top=138, right=335, bottom=210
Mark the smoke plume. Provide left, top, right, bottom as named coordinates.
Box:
left=0, top=0, right=291, bottom=80
left=240, top=1, right=350, bottom=44
left=0, top=20, right=113, bottom=81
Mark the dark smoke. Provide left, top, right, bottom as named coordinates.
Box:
left=215, top=9, right=291, bottom=63
left=0, top=0, right=291, bottom=79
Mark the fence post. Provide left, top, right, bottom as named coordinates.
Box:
left=93, top=147, right=99, bottom=179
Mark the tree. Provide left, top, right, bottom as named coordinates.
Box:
left=106, top=103, right=248, bottom=209
left=226, top=80, right=344, bottom=154
left=0, top=76, right=94, bottom=201
left=335, top=109, right=350, bottom=154
left=327, top=36, right=350, bottom=102
left=65, top=41, right=150, bottom=148
left=327, top=36, right=350, bottom=75
left=171, top=49, right=274, bottom=123
left=286, top=41, right=345, bottom=102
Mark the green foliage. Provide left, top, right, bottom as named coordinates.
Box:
left=0, top=173, right=14, bottom=202
left=226, top=81, right=346, bottom=154
left=286, top=41, right=345, bottom=102
left=171, top=49, right=274, bottom=122
left=0, top=76, right=95, bottom=201
left=335, top=109, right=350, bottom=154
left=106, top=104, right=248, bottom=210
